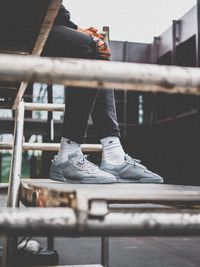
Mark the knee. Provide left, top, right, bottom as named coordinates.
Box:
left=78, top=39, right=97, bottom=59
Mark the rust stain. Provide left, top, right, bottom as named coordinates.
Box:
left=159, top=79, right=175, bottom=89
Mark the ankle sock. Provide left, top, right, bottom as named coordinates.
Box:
left=100, top=136, right=125, bottom=165
left=57, top=137, right=82, bottom=162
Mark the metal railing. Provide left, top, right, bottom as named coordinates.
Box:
left=1, top=54, right=200, bottom=97
left=0, top=142, right=102, bottom=152
left=0, top=99, right=106, bottom=267
left=1, top=208, right=200, bottom=237
left=1, top=53, right=200, bottom=267
left=0, top=102, right=103, bottom=153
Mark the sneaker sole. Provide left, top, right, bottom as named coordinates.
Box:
left=50, top=175, right=116, bottom=184
left=116, top=177, right=164, bottom=184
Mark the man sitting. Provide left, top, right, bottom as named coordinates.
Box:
left=42, top=5, right=164, bottom=184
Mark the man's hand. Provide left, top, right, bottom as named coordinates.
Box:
left=77, top=27, right=111, bottom=60
left=93, top=36, right=111, bottom=60
left=77, top=27, right=104, bottom=40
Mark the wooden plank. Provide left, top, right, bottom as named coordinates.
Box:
left=12, top=81, right=28, bottom=109
left=20, top=179, right=200, bottom=209
left=32, top=0, right=62, bottom=56
left=32, top=266, right=102, bottom=267
left=12, top=0, right=62, bottom=109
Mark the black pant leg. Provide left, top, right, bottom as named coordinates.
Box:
left=91, top=89, right=121, bottom=139
left=42, top=25, right=99, bottom=143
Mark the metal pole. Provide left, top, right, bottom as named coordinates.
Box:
left=123, top=41, right=128, bottom=138
left=172, top=20, right=180, bottom=65
left=1, top=100, right=25, bottom=267
left=2, top=54, right=200, bottom=94
left=46, top=85, right=55, bottom=249
left=47, top=85, right=54, bottom=141
left=12, top=0, right=62, bottom=109
left=47, top=236, right=54, bottom=250
left=7, top=100, right=25, bottom=208
left=196, top=1, right=200, bottom=116
left=101, top=237, right=109, bottom=267
left=0, top=152, right=2, bottom=183
left=0, top=142, right=102, bottom=152
left=1, top=208, right=200, bottom=236
left=24, top=102, right=65, bottom=111
left=196, top=0, right=200, bottom=67
left=152, top=37, right=160, bottom=64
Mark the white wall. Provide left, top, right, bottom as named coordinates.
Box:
left=63, top=0, right=196, bottom=42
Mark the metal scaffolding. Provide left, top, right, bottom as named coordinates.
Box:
left=1, top=54, right=200, bottom=95
left=1, top=2, right=200, bottom=267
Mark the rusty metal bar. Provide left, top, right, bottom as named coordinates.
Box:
left=31, top=0, right=62, bottom=56
left=39, top=266, right=102, bottom=267
left=6, top=101, right=25, bottom=208
left=1, top=54, right=200, bottom=95
left=1, top=208, right=200, bottom=236
left=0, top=142, right=102, bottom=152
left=12, top=0, right=62, bottom=109
left=1, top=101, right=25, bottom=267
left=24, top=102, right=65, bottom=111
left=25, top=102, right=65, bottom=111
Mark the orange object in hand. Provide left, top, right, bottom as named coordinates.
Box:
left=78, top=27, right=104, bottom=40
left=93, top=36, right=111, bottom=60
left=77, top=27, right=111, bottom=60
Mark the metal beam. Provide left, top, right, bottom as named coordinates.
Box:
left=31, top=0, right=62, bottom=56
left=30, top=266, right=102, bottom=267
left=20, top=180, right=200, bottom=209
left=152, top=37, right=160, bottom=64
left=12, top=0, right=62, bottom=109
left=1, top=208, right=200, bottom=237
left=7, top=101, right=25, bottom=208
left=1, top=54, right=200, bottom=94
left=196, top=0, right=200, bottom=67
left=24, top=102, right=65, bottom=111
left=0, top=142, right=102, bottom=152
left=172, top=20, right=180, bottom=65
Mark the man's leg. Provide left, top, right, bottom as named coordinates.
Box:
left=91, top=88, right=164, bottom=183
left=91, top=89, right=126, bottom=165
left=42, top=25, right=116, bottom=183
left=43, top=25, right=99, bottom=145
left=91, top=89, right=120, bottom=140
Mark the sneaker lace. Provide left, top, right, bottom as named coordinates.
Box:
left=74, top=155, right=98, bottom=172
left=125, top=154, right=147, bottom=170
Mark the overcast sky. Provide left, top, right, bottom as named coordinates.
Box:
left=63, top=0, right=196, bottom=43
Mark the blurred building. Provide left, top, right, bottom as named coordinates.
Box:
left=0, top=3, right=200, bottom=185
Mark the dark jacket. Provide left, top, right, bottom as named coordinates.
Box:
left=54, top=5, right=78, bottom=29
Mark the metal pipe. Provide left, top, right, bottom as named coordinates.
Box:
left=1, top=54, right=200, bottom=95
left=2, top=101, right=25, bottom=267
left=12, top=0, right=62, bottom=109
left=6, top=101, right=25, bottom=208
left=101, top=237, right=109, bottom=267
left=24, top=102, right=65, bottom=111
left=0, top=142, right=102, bottom=152
left=47, top=236, right=54, bottom=250
left=1, top=208, right=200, bottom=236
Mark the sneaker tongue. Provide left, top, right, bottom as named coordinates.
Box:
left=68, top=151, right=83, bottom=159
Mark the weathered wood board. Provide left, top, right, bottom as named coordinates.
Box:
left=20, top=179, right=200, bottom=210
